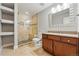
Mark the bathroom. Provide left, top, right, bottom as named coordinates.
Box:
left=0, top=3, right=79, bottom=56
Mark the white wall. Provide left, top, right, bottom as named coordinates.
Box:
left=37, top=5, right=57, bottom=38
left=37, top=4, right=78, bottom=39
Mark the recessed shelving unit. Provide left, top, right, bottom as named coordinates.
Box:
left=0, top=3, right=18, bottom=50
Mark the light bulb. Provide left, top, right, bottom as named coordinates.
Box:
left=56, top=5, right=61, bottom=12
left=62, top=3, right=69, bottom=9
left=51, top=7, right=56, bottom=13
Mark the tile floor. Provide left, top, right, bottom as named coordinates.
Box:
left=0, top=41, right=51, bottom=56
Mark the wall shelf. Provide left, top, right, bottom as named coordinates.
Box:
left=0, top=32, right=14, bottom=36
left=0, top=5, right=14, bottom=13
left=0, top=3, right=18, bottom=49
left=1, top=19, right=14, bottom=24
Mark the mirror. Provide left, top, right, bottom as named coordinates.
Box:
left=48, top=3, right=77, bottom=32
left=49, top=8, right=69, bottom=27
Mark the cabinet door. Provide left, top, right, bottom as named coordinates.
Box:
left=42, top=34, right=48, bottom=49
left=64, top=44, right=77, bottom=56
left=54, top=41, right=77, bottom=56
left=42, top=38, right=53, bottom=54
left=54, top=41, right=65, bottom=56
left=47, top=39, right=53, bottom=53
left=42, top=39, right=48, bottom=49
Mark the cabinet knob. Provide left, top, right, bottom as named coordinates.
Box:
left=68, top=40, right=70, bottom=42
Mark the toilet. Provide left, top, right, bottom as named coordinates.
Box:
left=33, top=35, right=42, bottom=48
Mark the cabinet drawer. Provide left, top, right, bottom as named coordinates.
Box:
left=61, top=37, right=77, bottom=44
left=48, top=35, right=60, bottom=40
left=42, top=34, right=48, bottom=39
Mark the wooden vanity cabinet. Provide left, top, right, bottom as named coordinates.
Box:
left=54, top=41, right=77, bottom=56
left=42, top=34, right=48, bottom=50
left=42, top=34, right=53, bottom=54
left=64, top=44, right=77, bottom=56
left=42, top=34, right=79, bottom=56
left=46, top=39, right=53, bottom=53
left=61, top=37, right=78, bottom=56
left=47, top=35, right=60, bottom=54
left=61, top=37, right=77, bottom=45
left=42, top=38, right=47, bottom=49
left=54, top=41, right=65, bottom=56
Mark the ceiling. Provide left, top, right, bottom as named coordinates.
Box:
left=18, top=3, right=54, bottom=16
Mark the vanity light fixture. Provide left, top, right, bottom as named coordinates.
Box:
left=51, top=7, right=56, bottom=14
left=51, top=4, right=62, bottom=14
left=62, top=3, right=69, bottom=9
left=56, top=4, right=62, bottom=12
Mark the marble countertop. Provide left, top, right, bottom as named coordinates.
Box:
left=43, top=32, right=79, bottom=38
